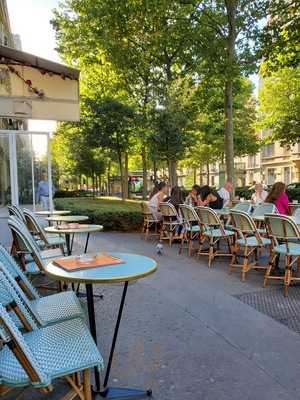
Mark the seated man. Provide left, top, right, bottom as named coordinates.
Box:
left=217, top=181, right=233, bottom=207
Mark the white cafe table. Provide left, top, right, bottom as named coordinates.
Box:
left=45, top=224, right=103, bottom=256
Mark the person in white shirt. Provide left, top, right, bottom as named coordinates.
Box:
left=251, top=183, right=268, bottom=205
left=148, top=182, right=169, bottom=220
left=217, top=181, right=233, bottom=207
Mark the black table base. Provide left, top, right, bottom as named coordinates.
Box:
left=86, top=282, right=152, bottom=400
left=93, top=387, right=152, bottom=399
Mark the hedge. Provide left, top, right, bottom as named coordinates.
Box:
left=54, top=197, right=143, bottom=232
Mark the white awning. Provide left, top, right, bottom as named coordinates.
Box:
left=0, top=45, right=80, bottom=121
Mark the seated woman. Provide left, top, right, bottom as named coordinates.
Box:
left=185, top=184, right=201, bottom=207
left=148, top=182, right=169, bottom=219
left=251, top=183, right=268, bottom=205
left=199, top=185, right=223, bottom=210
left=167, top=186, right=184, bottom=211
left=265, top=182, right=290, bottom=215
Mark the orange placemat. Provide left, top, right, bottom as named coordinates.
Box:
left=53, top=254, right=124, bottom=272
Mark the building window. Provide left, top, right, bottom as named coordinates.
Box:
left=284, top=167, right=291, bottom=184
left=263, top=144, right=275, bottom=157
left=248, top=155, right=259, bottom=168
left=267, top=168, right=276, bottom=185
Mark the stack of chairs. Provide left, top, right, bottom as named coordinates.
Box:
left=0, top=247, right=104, bottom=400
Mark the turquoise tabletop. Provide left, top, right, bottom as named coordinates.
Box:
left=252, top=215, right=265, bottom=222
left=290, top=216, right=300, bottom=225
left=45, top=224, right=103, bottom=234
left=215, top=208, right=230, bottom=215
left=35, top=210, right=71, bottom=216
left=46, top=215, right=89, bottom=222
left=45, top=253, right=157, bottom=284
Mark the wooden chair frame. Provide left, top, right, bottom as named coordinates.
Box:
left=179, top=204, right=201, bottom=256
left=140, top=202, right=160, bottom=240
left=159, top=203, right=181, bottom=246
left=195, top=206, right=234, bottom=268
left=0, top=311, right=93, bottom=400
left=264, top=214, right=300, bottom=296
left=229, top=210, right=271, bottom=281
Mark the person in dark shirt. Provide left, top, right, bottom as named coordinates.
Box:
left=168, top=186, right=184, bottom=211
left=199, top=185, right=223, bottom=210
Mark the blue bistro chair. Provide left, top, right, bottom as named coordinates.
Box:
left=195, top=206, right=235, bottom=268
left=0, top=301, right=104, bottom=400
left=179, top=204, right=201, bottom=256
left=23, top=208, right=65, bottom=253
left=229, top=210, right=271, bottom=281
left=8, top=217, right=64, bottom=292
left=0, top=256, right=83, bottom=328
left=252, top=202, right=277, bottom=234
left=264, top=214, right=300, bottom=296
left=7, top=205, right=27, bottom=224
left=160, top=202, right=182, bottom=246
left=8, top=216, right=48, bottom=275
left=232, top=202, right=252, bottom=214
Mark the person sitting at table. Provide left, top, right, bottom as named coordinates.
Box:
left=185, top=184, right=201, bottom=207
left=251, top=182, right=268, bottom=205
left=167, top=186, right=184, bottom=211
left=199, top=185, right=223, bottom=210
left=217, top=181, right=233, bottom=207
left=148, top=182, right=169, bottom=219
left=148, top=181, right=160, bottom=200
left=265, top=182, right=290, bottom=215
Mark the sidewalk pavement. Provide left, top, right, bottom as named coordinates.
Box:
left=5, top=231, right=300, bottom=400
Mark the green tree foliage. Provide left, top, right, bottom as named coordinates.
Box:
left=261, top=0, right=300, bottom=73
left=83, top=98, right=136, bottom=199
left=190, top=0, right=266, bottom=184
left=52, top=123, right=106, bottom=190
left=258, top=67, right=300, bottom=146
left=51, top=0, right=265, bottom=191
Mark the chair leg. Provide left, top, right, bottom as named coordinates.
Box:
left=229, top=243, right=238, bottom=274
left=145, top=222, right=149, bottom=241
left=208, top=238, right=214, bottom=268
left=284, top=256, right=292, bottom=297
left=241, top=247, right=249, bottom=282
left=83, top=369, right=92, bottom=400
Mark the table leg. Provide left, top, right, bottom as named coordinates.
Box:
left=65, top=233, right=72, bottom=256
left=84, top=232, right=90, bottom=253
left=76, top=233, right=91, bottom=295
left=95, top=282, right=152, bottom=399
left=70, top=234, right=75, bottom=254
left=86, top=283, right=102, bottom=393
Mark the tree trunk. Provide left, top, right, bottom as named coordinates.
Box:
left=168, top=159, right=177, bottom=187
left=224, top=79, right=235, bottom=185
left=199, top=166, right=203, bottom=185
left=153, top=160, right=157, bottom=182
left=107, top=162, right=111, bottom=196
left=141, top=145, right=148, bottom=200
left=206, top=162, right=210, bottom=185
left=193, top=167, right=197, bottom=185
left=224, top=0, right=237, bottom=186
left=99, top=175, right=102, bottom=196
left=124, top=152, right=129, bottom=199
left=117, top=151, right=125, bottom=200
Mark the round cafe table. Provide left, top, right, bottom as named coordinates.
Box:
left=45, top=224, right=103, bottom=256
left=35, top=210, right=71, bottom=217
left=45, top=252, right=157, bottom=399
left=46, top=215, right=89, bottom=225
